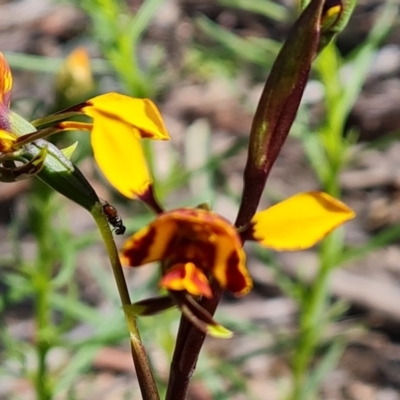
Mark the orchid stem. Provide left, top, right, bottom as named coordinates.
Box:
left=91, top=202, right=160, bottom=400
left=165, top=285, right=222, bottom=399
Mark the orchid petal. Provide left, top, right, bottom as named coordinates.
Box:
left=0, top=52, right=12, bottom=108
left=79, top=93, right=169, bottom=198
left=82, top=93, right=170, bottom=140
left=251, top=192, right=355, bottom=250
left=120, top=218, right=177, bottom=267
left=121, top=208, right=253, bottom=296
left=0, top=129, right=16, bottom=152
left=209, top=219, right=252, bottom=296
left=161, top=262, right=213, bottom=298
left=91, top=115, right=153, bottom=198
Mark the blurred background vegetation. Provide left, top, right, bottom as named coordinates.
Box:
left=1, top=0, right=400, bottom=399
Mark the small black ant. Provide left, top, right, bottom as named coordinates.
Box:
left=102, top=201, right=126, bottom=235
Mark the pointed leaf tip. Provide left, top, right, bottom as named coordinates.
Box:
left=207, top=323, right=233, bottom=339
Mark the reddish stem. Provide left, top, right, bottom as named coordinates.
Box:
left=165, top=286, right=222, bottom=400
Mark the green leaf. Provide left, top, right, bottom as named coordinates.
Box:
left=60, top=141, right=78, bottom=160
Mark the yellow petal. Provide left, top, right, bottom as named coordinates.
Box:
left=160, top=262, right=213, bottom=298
left=90, top=115, right=152, bottom=198
left=58, top=118, right=152, bottom=197
left=78, top=93, right=169, bottom=198
left=251, top=192, right=355, bottom=251
left=0, top=129, right=17, bottom=152
left=120, top=217, right=178, bottom=266
left=0, top=52, right=12, bottom=107
left=83, top=93, right=170, bottom=140
left=210, top=221, right=252, bottom=296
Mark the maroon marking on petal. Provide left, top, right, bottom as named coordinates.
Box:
left=140, top=131, right=159, bottom=139
left=123, top=226, right=157, bottom=266
left=137, top=185, right=164, bottom=214
left=169, top=234, right=216, bottom=273
left=225, top=251, right=247, bottom=294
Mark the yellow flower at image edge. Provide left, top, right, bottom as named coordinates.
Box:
left=120, top=192, right=355, bottom=299
left=0, top=52, right=12, bottom=108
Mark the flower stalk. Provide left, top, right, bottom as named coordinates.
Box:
left=91, top=202, right=160, bottom=400
left=166, top=285, right=222, bottom=399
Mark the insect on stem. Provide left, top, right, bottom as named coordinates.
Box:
left=102, top=201, right=126, bottom=235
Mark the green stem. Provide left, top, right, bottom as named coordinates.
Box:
left=34, top=272, right=52, bottom=400
left=290, top=163, right=344, bottom=399
left=31, top=188, right=55, bottom=400
left=91, top=203, right=159, bottom=400
left=290, top=237, right=334, bottom=399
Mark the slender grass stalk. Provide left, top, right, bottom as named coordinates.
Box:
left=91, top=202, right=160, bottom=400
left=290, top=232, right=343, bottom=399
left=289, top=42, right=347, bottom=400
left=30, top=185, right=56, bottom=400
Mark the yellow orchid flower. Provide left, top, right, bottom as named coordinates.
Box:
left=58, top=92, right=170, bottom=198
